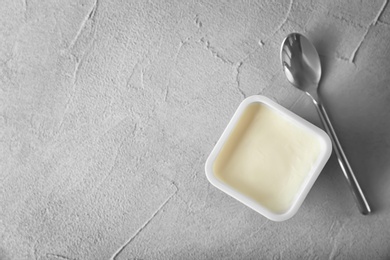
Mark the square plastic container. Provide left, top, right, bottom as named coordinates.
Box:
left=205, top=95, right=332, bottom=221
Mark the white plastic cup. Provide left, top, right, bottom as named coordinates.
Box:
left=205, top=95, right=332, bottom=221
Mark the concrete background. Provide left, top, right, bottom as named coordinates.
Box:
left=1, top=0, right=390, bottom=259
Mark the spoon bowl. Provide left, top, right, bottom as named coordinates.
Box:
left=281, top=33, right=321, bottom=98
left=280, top=33, right=371, bottom=215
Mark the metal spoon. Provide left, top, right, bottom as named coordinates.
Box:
left=280, top=33, right=371, bottom=215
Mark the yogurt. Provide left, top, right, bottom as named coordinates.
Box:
left=205, top=95, right=332, bottom=221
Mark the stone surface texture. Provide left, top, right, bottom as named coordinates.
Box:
left=1, top=0, right=390, bottom=259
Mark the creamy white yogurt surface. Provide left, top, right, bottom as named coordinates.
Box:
left=213, top=102, right=322, bottom=213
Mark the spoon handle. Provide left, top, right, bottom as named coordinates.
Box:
left=313, top=100, right=371, bottom=215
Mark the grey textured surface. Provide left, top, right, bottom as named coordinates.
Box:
left=1, top=0, right=390, bottom=259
